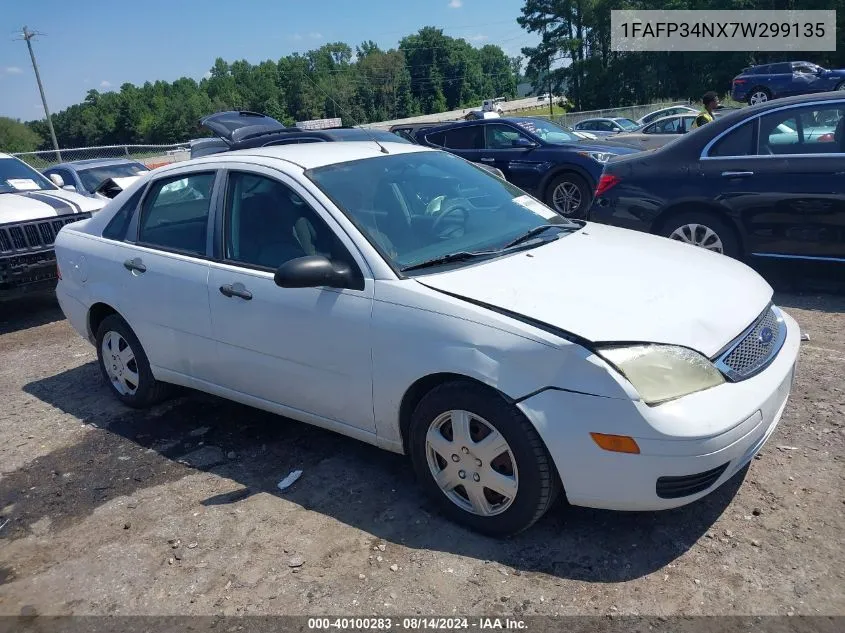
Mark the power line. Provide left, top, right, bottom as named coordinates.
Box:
left=17, top=26, right=61, bottom=160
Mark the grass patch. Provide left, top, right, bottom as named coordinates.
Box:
left=511, top=104, right=568, bottom=117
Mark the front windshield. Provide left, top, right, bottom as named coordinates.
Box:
left=0, top=157, right=57, bottom=194
left=77, top=163, right=150, bottom=192
left=614, top=118, right=640, bottom=131
left=513, top=119, right=579, bottom=144
left=306, top=151, right=578, bottom=272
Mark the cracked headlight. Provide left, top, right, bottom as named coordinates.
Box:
left=598, top=344, right=725, bottom=405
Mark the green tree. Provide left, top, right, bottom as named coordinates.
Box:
left=0, top=117, right=43, bottom=153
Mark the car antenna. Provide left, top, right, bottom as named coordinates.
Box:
left=297, top=68, right=390, bottom=154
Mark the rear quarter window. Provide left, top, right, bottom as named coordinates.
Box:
left=102, top=186, right=146, bottom=241
left=708, top=121, right=756, bottom=157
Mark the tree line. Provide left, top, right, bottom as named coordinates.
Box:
left=518, top=0, right=845, bottom=111
left=5, top=27, right=520, bottom=152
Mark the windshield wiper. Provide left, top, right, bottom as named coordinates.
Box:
left=400, top=250, right=494, bottom=273
left=503, top=223, right=572, bottom=249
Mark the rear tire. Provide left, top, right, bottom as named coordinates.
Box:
left=408, top=381, right=560, bottom=537
left=659, top=211, right=740, bottom=259
left=747, top=88, right=771, bottom=105
left=95, top=314, right=170, bottom=409
left=545, top=172, right=591, bottom=218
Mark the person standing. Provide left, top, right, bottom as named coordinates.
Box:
left=691, top=92, right=719, bottom=129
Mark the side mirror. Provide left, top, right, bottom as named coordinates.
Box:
left=274, top=255, right=354, bottom=289
left=512, top=137, right=537, bottom=149
left=48, top=173, right=64, bottom=187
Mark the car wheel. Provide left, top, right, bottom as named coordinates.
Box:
left=408, top=381, right=560, bottom=537
left=836, top=81, right=845, bottom=91
left=95, top=314, right=170, bottom=408
left=748, top=88, right=771, bottom=105
left=660, top=212, right=740, bottom=259
left=546, top=172, right=590, bottom=218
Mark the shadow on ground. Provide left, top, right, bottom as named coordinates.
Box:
left=0, top=293, right=64, bottom=336
left=10, top=362, right=749, bottom=584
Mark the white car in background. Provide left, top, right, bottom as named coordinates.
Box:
left=54, top=142, right=800, bottom=536
left=1, top=153, right=104, bottom=300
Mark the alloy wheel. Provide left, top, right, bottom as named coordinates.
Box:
left=425, top=410, right=519, bottom=517
left=668, top=223, right=724, bottom=253
left=750, top=91, right=769, bottom=105
left=552, top=181, right=582, bottom=216
left=101, top=330, right=140, bottom=396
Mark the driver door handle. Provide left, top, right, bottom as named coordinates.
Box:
left=123, top=258, right=146, bottom=273
left=721, top=171, right=754, bottom=178
left=219, top=283, right=253, bottom=300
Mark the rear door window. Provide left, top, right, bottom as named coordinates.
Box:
left=137, top=172, right=216, bottom=256
left=709, top=121, right=756, bottom=157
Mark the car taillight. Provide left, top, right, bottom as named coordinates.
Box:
left=733, top=78, right=746, bottom=85
left=595, top=174, right=620, bottom=197
left=818, top=132, right=835, bottom=142
left=56, top=261, right=62, bottom=280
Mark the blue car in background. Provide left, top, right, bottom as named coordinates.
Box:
left=415, top=117, right=640, bottom=217
left=43, top=158, right=150, bottom=199
left=732, top=61, right=845, bottom=105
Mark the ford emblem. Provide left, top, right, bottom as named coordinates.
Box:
left=758, top=326, right=774, bottom=346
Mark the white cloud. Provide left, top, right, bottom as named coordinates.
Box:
left=468, top=34, right=488, bottom=42
left=5, top=66, right=23, bottom=74
left=289, top=33, right=304, bottom=41
left=448, top=0, right=462, bottom=8
left=100, top=80, right=112, bottom=88
left=203, top=71, right=212, bottom=80
left=309, top=32, right=322, bottom=39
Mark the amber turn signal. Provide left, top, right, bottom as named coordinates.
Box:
left=590, top=433, right=640, bottom=454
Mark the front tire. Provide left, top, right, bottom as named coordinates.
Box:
left=408, top=381, right=560, bottom=537
left=659, top=211, right=740, bottom=259
left=545, top=172, right=590, bottom=218
left=95, top=314, right=170, bottom=408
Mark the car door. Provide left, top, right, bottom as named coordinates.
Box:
left=480, top=123, right=543, bottom=191
left=110, top=168, right=220, bottom=381
left=206, top=166, right=376, bottom=431
left=700, top=103, right=845, bottom=259
left=439, top=125, right=485, bottom=164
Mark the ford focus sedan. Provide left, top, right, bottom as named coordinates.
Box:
left=53, top=142, right=800, bottom=536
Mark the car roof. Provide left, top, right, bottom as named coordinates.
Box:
left=184, top=140, right=431, bottom=170
left=47, top=158, right=146, bottom=170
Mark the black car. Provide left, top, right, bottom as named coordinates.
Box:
left=193, top=110, right=411, bottom=159
left=413, top=117, right=640, bottom=217
left=388, top=123, right=438, bottom=143
left=589, top=92, right=845, bottom=262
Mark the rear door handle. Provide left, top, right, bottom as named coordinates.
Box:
left=479, top=157, right=495, bottom=163
left=721, top=171, right=754, bottom=178
left=123, top=258, right=146, bottom=273
left=219, top=283, right=253, bottom=301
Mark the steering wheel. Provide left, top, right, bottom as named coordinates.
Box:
left=432, top=198, right=470, bottom=238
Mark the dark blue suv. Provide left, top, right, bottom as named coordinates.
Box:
left=415, top=117, right=640, bottom=217
left=732, top=61, right=845, bottom=105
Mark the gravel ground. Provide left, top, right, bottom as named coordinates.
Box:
left=0, top=271, right=843, bottom=618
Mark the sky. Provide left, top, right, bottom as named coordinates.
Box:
left=0, top=0, right=538, bottom=122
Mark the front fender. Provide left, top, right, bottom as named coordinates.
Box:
left=370, top=280, right=635, bottom=446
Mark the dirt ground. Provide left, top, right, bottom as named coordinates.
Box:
left=0, top=266, right=843, bottom=618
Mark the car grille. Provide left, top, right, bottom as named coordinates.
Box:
left=0, top=214, right=91, bottom=254
left=714, top=303, right=786, bottom=382
left=656, top=462, right=730, bottom=499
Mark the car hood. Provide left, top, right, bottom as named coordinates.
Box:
left=0, top=189, right=104, bottom=223
left=553, top=141, right=641, bottom=155
left=414, top=222, right=772, bottom=357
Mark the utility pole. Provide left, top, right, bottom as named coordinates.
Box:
left=20, top=26, right=61, bottom=161
left=543, top=24, right=553, bottom=118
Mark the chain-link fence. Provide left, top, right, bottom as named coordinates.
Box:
left=12, top=143, right=191, bottom=170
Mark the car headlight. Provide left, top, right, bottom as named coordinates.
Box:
left=597, top=344, right=725, bottom=405
left=578, top=151, right=616, bottom=163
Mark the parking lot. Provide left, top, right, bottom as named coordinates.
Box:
left=0, top=267, right=843, bottom=618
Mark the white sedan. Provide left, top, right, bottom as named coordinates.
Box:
left=54, top=141, right=800, bottom=536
